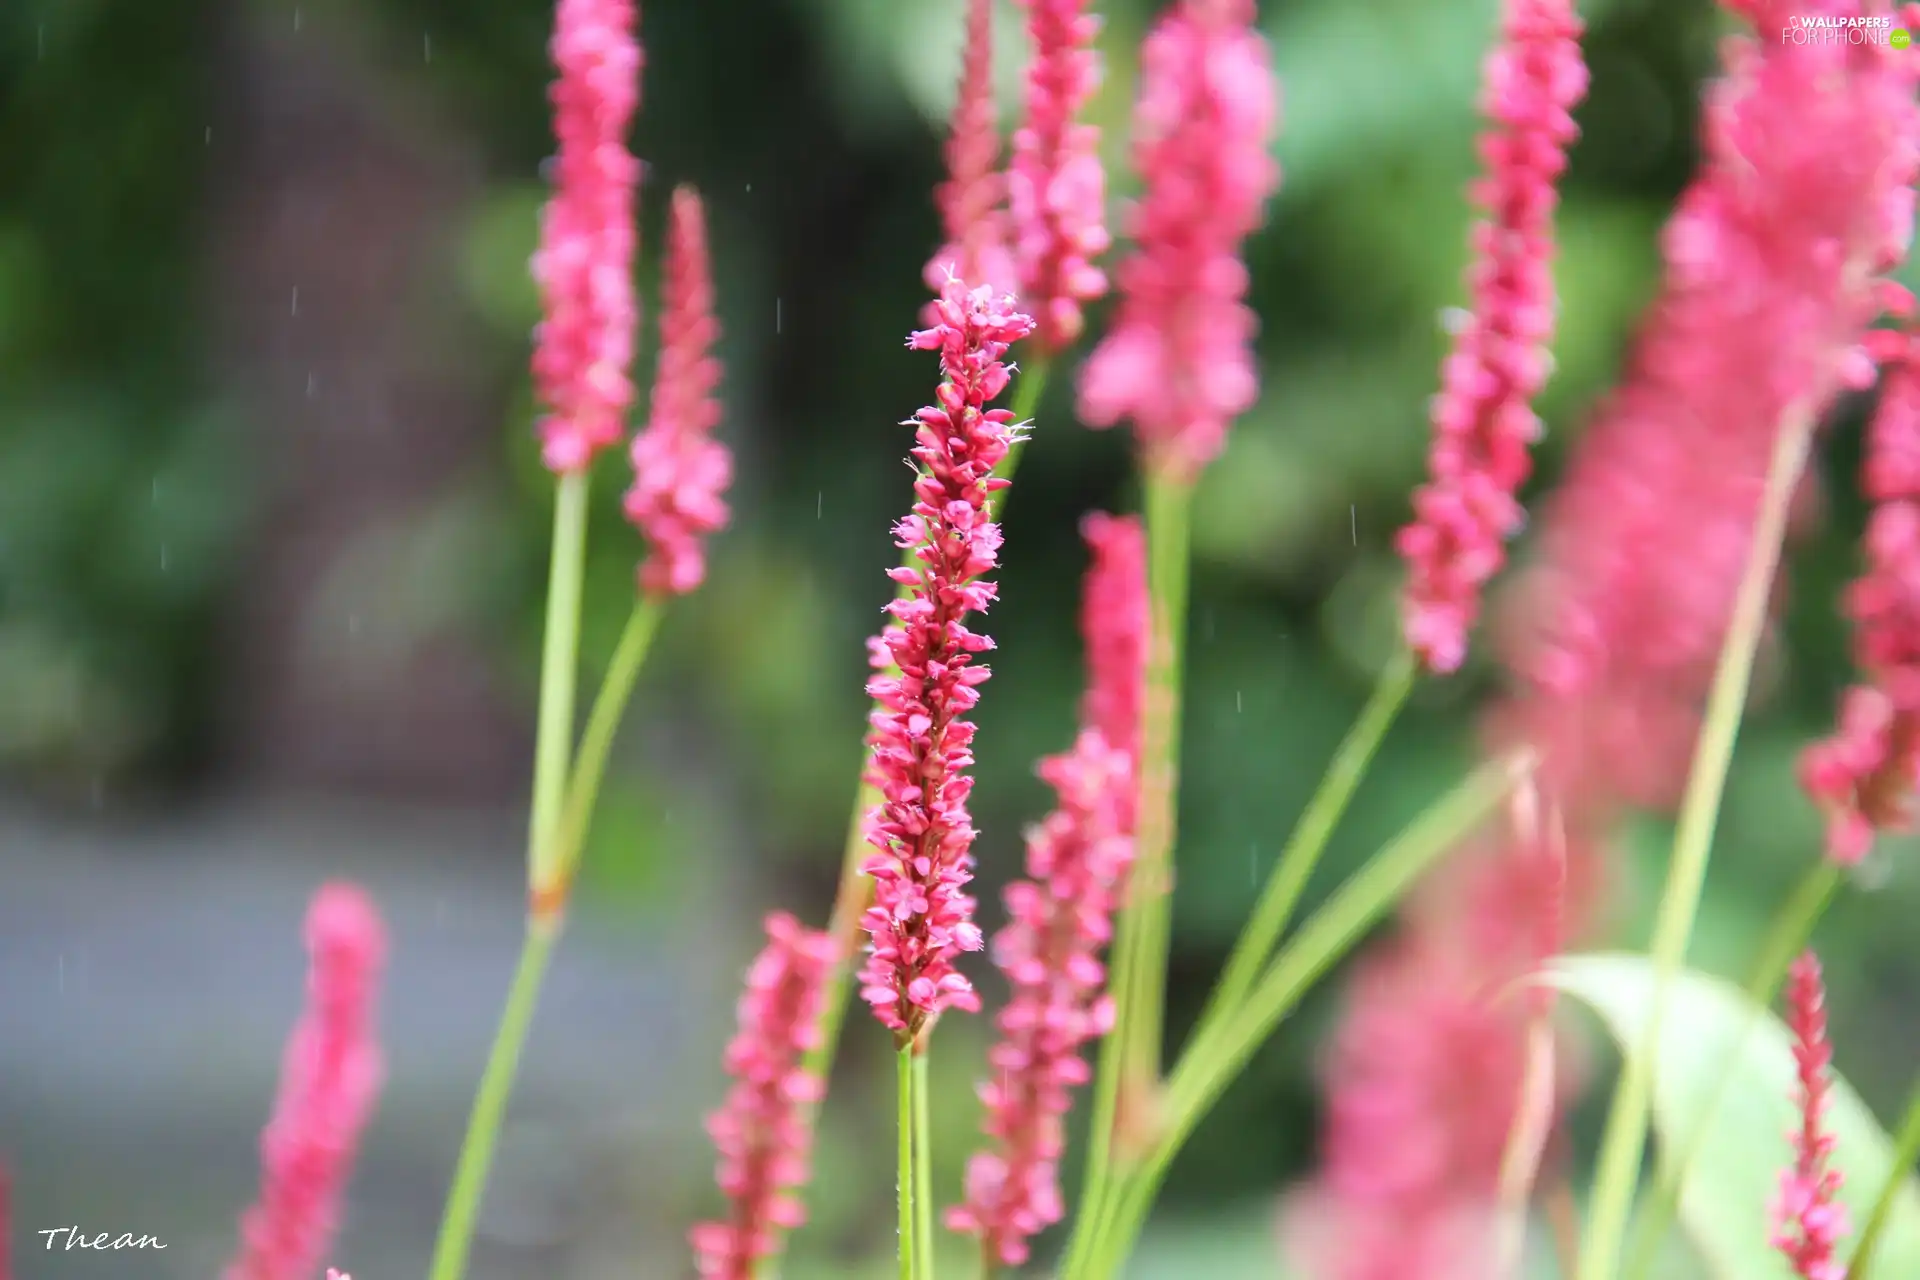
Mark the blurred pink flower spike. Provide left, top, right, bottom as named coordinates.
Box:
left=948, top=513, right=1145, bottom=1267
left=1398, top=0, right=1588, bottom=675
left=1771, top=950, right=1848, bottom=1280
left=626, top=185, right=731, bottom=597
left=925, top=0, right=1016, bottom=306
left=532, top=0, right=642, bottom=475
left=1076, top=0, right=1281, bottom=483
left=690, top=913, right=838, bottom=1280
left=225, top=884, right=387, bottom=1280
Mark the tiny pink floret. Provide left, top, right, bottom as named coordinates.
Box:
left=626, top=185, right=731, bottom=596
left=532, top=0, right=642, bottom=475
left=691, top=913, right=837, bottom=1280
left=1076, top=0, right=1280, bottom=483
left=225, top=884, right=387, bottom=1280
left=858, top=276, right=1036, bottom=1041
left=1398, top=0, right=1588, bottom=674
left=948, top=513, right=1145, bottom=1267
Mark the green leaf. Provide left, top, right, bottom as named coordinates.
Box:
left=1547, top=953, right=1920, bottom=1278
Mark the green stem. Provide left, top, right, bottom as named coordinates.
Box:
left=541, top=595, right=666, bottom=907
left=1201, top=646, right=1417, bottom=1031
left=427, top=917, right=561, bottom=1280
left=1082, top=750, right=1536, bottom=1279
left=428, top=471, right=590, bottom=1280
left=1621, top=860, right=1842, bottom=1280
left=914, top=1048, right=936, bottom=1280
left=1850, top=1072, right=1920, bottom=1280
left=1577, top=407, right=1814, bottom=1280
left=1129, top=472, right=1193, bottom=1088
left=528, top=471, right=590, bottom=897
left=898, top=1045, right=918, bottom=1280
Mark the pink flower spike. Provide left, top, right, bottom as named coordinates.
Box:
left=690, top=913, right=838, bottom=1280
left=1076, top=0, right=1281, bottom=483
left=1397, top=0, right=1588, bottom=675
left=225, top=884, right=387, bottom=1280
left=947, top=513, right=1144, bottom=1267
left=532, top=0, right=642, bottom=475
left=858, top=276, right=1037, bottom=1042
left=1009, top=0, right=1111, bottom=354
left=626, top=185, right=732, bottom=597
left=925, top=0, right=1017, bottom=303
left=1771, top=951, right=1849, bottom=1280
left=1803, top=339, right=1920, bottom=863
left=325, top=1271, right=350, bottom=1280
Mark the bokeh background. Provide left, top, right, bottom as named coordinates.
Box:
left=4, top=0, right=1920, bottom=1275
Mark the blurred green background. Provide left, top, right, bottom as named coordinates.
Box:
left=4, top=0, right=1920, bottom=1275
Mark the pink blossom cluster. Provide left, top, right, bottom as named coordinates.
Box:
left=1771, top=951, right=1849, bottom=1280
left=1803, top=314, right=1920, bottom=863
left=948, top=513, right=1146, bottom=1268
left=1398, top=0, right=1588, bottom=675
left=857, top=277, right=1036, bottom=1040
left=925, top=0, right=1017, bottom=303
left=625, top=186, right=731, bottom=596
left=226, top=885, right=386, bottom=1280
left=1008, top=0, right=1111, bottom=354
left=690, top=913, right=838, bottom=1280
left=531, top=0, right=643, bottom=475
left=1500, top=0, right=1920, bottom=816
left=1077, top=0, right=1281, bottom=482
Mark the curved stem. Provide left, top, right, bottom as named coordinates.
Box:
left=1577, top=407, right=1814, bottom=1280
left=528, top=472, right=590, bottom=897
left=426, top=916, right=561, bottom=1280
left=1082, top=751, right=1535, bottom=1279
left=1201, top=646, right=1417, bottom=1031
left=1621, top=859, right=1842, bottom=1280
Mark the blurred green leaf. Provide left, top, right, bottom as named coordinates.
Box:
left=1548, top=953, right=1920, bottom=1278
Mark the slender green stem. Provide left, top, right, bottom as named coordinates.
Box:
left=1201, top=646, right=1417, bottom=1031
left=541, top=595, right=666, bottom=908
left=429, top=471, right=591, bottom=1280
left=914, top=1048, right=936, bottom=1280
left=528, top=471, right=590, bottom=897
left=427, top=917, right=561, bottom=1280
left=898, top=1045, right=918, bottom=1280
left=1850, top=1072, right=1920, bottom=1280
left=1578, top=408, right=1814, bottom=1280
left=1128, top=472, right=1193, bottom=1090
left=1621, top=860, right=1842, bottom=1280
left=1080, top=751, right=1536, bottom=1279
